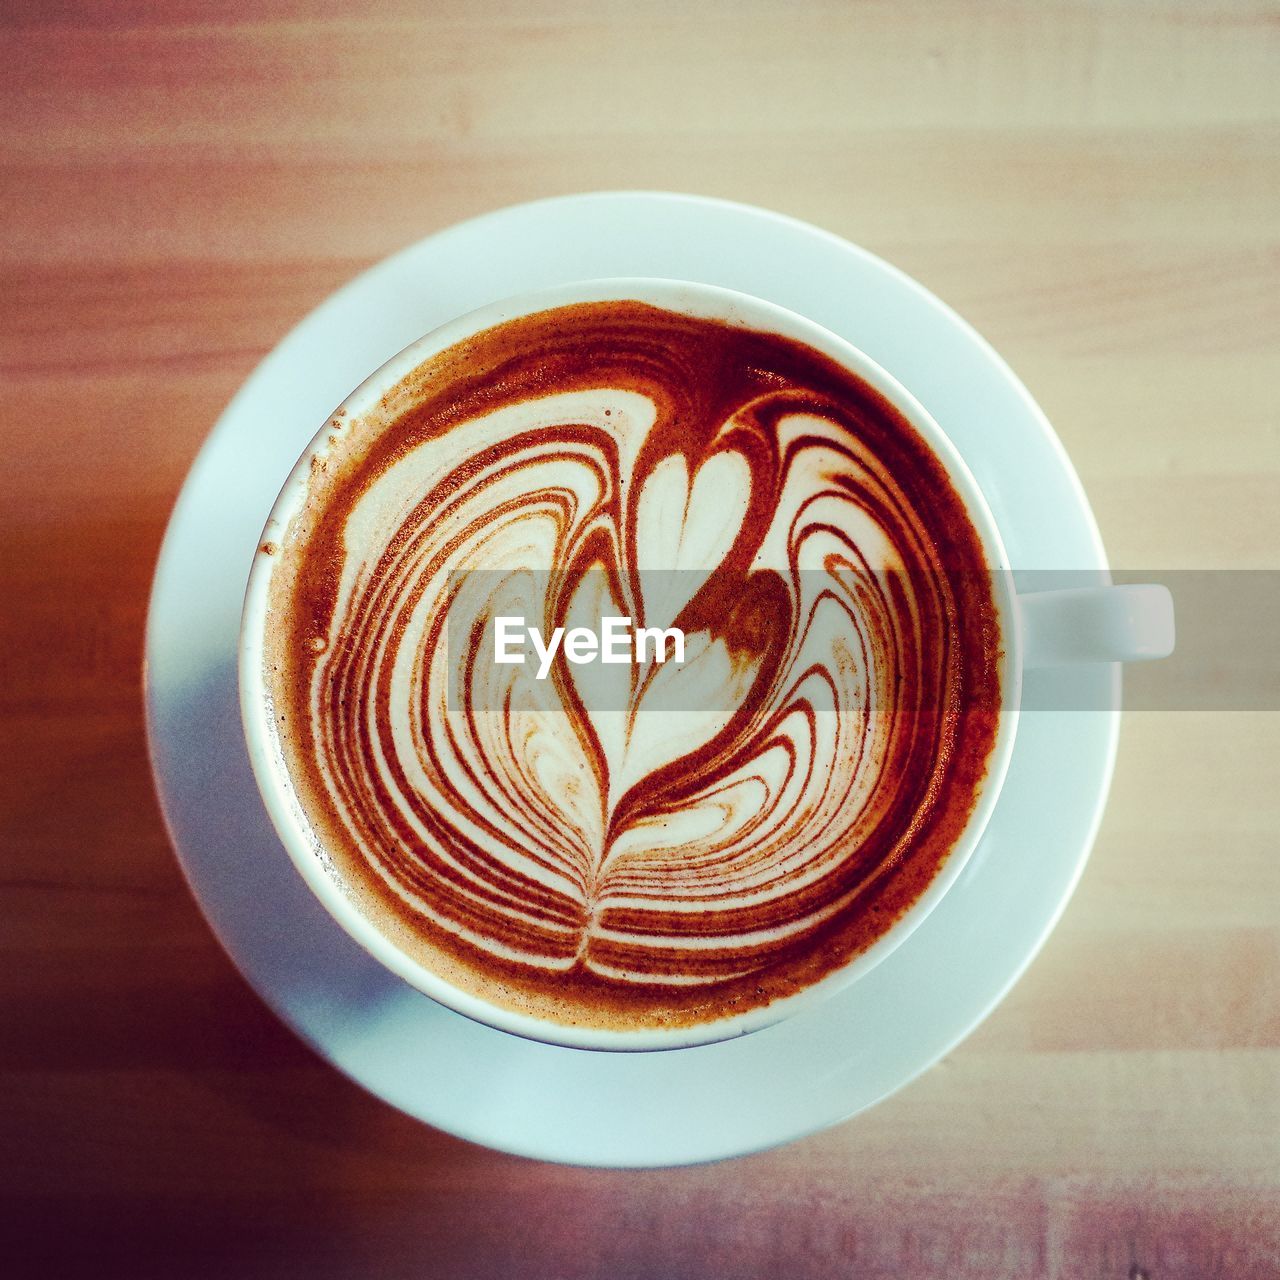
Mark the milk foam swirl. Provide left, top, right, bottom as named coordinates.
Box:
left=266, top=303, right=1001, bottom=1030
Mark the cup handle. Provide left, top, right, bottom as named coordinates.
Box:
left=1017, top=584, right=1175, bottom=668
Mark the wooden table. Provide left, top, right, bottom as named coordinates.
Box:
left=3, top=2, right=1277, bottom=1275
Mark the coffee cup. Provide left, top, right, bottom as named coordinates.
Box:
left=240, top=279, right=1173, bottom=1051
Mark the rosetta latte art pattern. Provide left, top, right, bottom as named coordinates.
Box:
left=266, top=302, right=1001, bottom=1030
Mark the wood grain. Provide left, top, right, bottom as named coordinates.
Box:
left=1, top=1, right=1277, bottom=1275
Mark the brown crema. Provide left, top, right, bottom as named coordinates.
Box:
left=263, top=300, right=1002, bottom=1032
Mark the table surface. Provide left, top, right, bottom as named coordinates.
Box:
left=2, top=1, right=1278, bottom=1276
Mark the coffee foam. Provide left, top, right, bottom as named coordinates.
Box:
left=263, top=301, right=1002, bottom=1032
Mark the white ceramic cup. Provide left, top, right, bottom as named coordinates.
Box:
left=240, top=278, right=1175, bottom=1052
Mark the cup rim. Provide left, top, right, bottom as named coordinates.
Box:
left=239, top=276, right=1022, bottom=1052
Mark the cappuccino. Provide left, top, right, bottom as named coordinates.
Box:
left=258, top=299, right=1002, bottom=1033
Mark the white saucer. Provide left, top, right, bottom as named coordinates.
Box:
left=145, top=192, right=1119, bottom=1168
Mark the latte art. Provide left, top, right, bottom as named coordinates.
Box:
left=264, top=301, right=1002, bottom=1031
